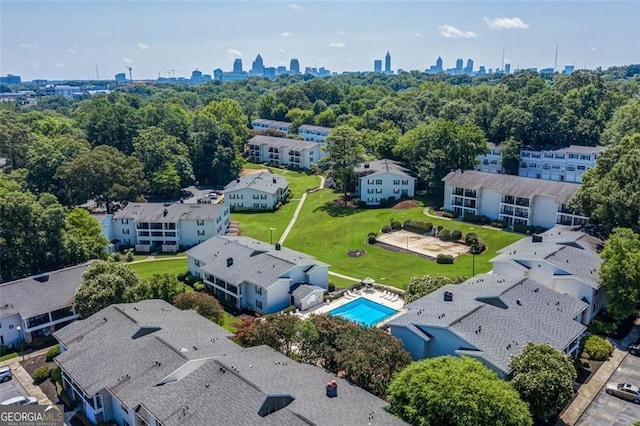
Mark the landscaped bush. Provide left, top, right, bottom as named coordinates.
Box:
left=490, top=221, right=507, bottom=228
left=111, top=253, right=121, bottom=262
left=125, top=251, right=135, bottom=262
left=380, top=198, right=389, bottom=207
left=184, top=272, right=198, bottom=286
left=450, top=230, right=463, bottom=241
left=463, top=213, right=490, bottom=224
left=581, top=335, right=613, bottom=361
left=381, top=225, right=392, bottom=233
left=438, top=229, right=451, bottom=241
left=358, top=200, right=367, bottom=208
left=367, top=235, right=377, bottom=244
left=442, top=210, right=458, bottom=219
left=177, top=272, right=187, bottom=282
left=513, top=223, right=528, bottom=234
left=194, top=283, right=205, bottom=292
left=387, top=196, right=396, bottom=204
left=50, top=366, right=62, bottom=382
left=436, top=254, right=454, bottom=264
left=390, top=221, right=402, bottom=230
left=45, top=346, right=61, bottom=362
left=403, top=220, right=433, bottom=234
left=32, top=366, right=51, bottom=383
left=328, top=282, right=336, bottom=292
left=0, top=345, right=8, bottom=356
left=351, top=197, right=361, bottom=206
left=587, top=318, right=618, bottom=336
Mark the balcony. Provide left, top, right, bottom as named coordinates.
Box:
left=451, top=197, right=464, bottom=207
left=452, top=188, right=464, bottom=196
left=515, top=197, right=530, bottom=207
left=51, top=307, right=75, bottom=321
left=500, top=207, right=514, bottom=215
left=27, top=313, right=51, bottom=329
left=514, top=208, right=529, bottom=218
left=501, top=195, right=515, bottom=205
left=136, top=223, right=149, bottom=230
left=464, top=189, right=477, bottom=198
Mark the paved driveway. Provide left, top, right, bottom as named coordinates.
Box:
left=0, top=372, right=28, bottom=404
left=577, top=354, right=640, bottom=425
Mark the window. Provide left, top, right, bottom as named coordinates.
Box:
left=580, top=154, right=591, bottom=160
left=544, top=153, right=554, bottom=158
left=490, top=160, right=498, bottom=165
left=375, top=188, right=383, bottom=194
left=567, top=165, right=576, bottom=171
left=521, top=152, right=531, bottom=158
left=256, top=301, right=263, bottom=309
left=401, top=180, right=409, bottom=185
left=393, top=179, right=400, bottom=185
left=253, top=194, right=260, bottom=199
left=123, top=228, right=130, bottom=235
left=569, top=153, right=579, bottom=159
left=531, top=153, right=541, bottom=158
left=197, top=230, right=205, bottom=236
left=577, top=165, right=586, bottom=170
left=367, top=179, right=374, bottom=185
left=255, top=286, right=262, bottom=295
left=555, top=154, right=565, bottom=159
left=375, top=179, right=383, bottom=185
left=196, top=220, right=204, bottom=226
left=552, top=165, right=561, bottom=169
left=253, top=203, right=260, bottom=208
left=194, top=259, right=201, bottom=267
left=121, top=219, right=129, bottom=225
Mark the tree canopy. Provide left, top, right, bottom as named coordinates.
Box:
left=508, top=342, right=577, bottom=424
left=172, top=291, right=225, bottom=325
left=405, top=274, right=462, bottom=303
left=388, top=356, right=533, bottom=426
left=322, top=125, right=366, bottom=198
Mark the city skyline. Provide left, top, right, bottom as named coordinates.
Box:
left=1, top=1, right=639, bottom=81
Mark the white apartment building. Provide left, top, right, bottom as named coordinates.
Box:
left=186, top=236, right=329, bottom=315
left=474, top=144, right=606, bottom=183
left=298, top=124, right=332, bottom=142
left=354, top=159, right=416, bottom=206
left=107, top=203, right=230, bottom=252
left=251, top=119, right=292, bottom=135
left=223, top=172, right=289, bottom=211
left=247, top=135, right=326, bottom=170
left=443, top=170, right=588, bottom=229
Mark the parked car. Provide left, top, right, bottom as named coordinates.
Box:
left=0, top=366, right=11, bottom=382
left=1, top=396, right=38, bottom=406
left=605, top=382, right=640, bottom=404
left=628, top=338, right=640, bottom=356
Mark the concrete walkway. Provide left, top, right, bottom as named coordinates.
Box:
left=328, top=271, right=361, bottom=282
left=1, top=347, right=56, bottom=406
left=278, top=175, right=324, bottom=246
left=559, top=348, right=629, bottom=425
left=423, top=207, right=453, bottom=221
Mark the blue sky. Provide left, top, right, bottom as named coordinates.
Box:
left=1, top=1, right=639, bottom=80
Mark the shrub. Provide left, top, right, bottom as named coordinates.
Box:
left=328, top=282, right=336, bottom=292
left=463, top=213, right=478, bottom=223
left=390, top=221, right=402, bottom=230
left=45, top=346, right=61, bottom=362
left=387, top=196, right=396, bottom=204
left=125, top=251, right=135, bottom=262
left=381, top=225, right=392, bottom=233
left=442, top=210, right=458, bottom=219
left=581, top=335, right=613, bottom=361
left=450, top=230, right=463, bottom=241
left=358, top=200, right=367, bottom=208
left=351, top=197, right=361, bottom=206
left=0, top=345, right=8, bottom=356
left=177, top=272, right=187, bottom=282
left=402, top=220, right=433, bottom=234
left=380, top=197, right=389, bottom=207
left=465, top=232, right=478, bottom=246
left=438, top=229, right=451, bottom=241
left=194, top=283, right=205, bottom=292
left=490, top=221, right=507, bottom=228
left=513, top=223, right=528, bottom=234
left=111, top=253, right=121, bottom=262
left=184, top=272, right=198, bottom=286
left=368, top=232, right=378, bottom=237
left=587, top=318, right=618, bottom=336
left=50, top=366, right=62, bottom=382
left=32, top=366, right=50, bottom=383
left=436, top=254, right=454, bottom=264
left=367, top=235, right=377, bottom=244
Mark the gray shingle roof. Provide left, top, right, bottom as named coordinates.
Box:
left=521, top=145, right=607, bottom=154
left=185, top=236, right=328, bottom=289
left=224, top=172, right=289, bottom=195
left=390, top=274, right=587, bottom=374
left=291, top=284, right=325, bottom=299
left=248, top=135, right=321, bottom=151
left=0, top=263, right=89, bottom=319
left=251, top=119, right=292, bottom=129
left=113, top=203, right=227, bottom=223
left=355, top=159, right=414, bottom=179
left=54, top=300, right=406, bottom=426
left=298, top=124, right=332, bottom=133
left=442, top=170, right=581, bottom=205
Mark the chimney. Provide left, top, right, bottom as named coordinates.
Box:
left=236, top=178, right=240, bottom=183
left=275, top=243, right=281, bottom=251
left=364, top=163, right=369, bottom=169
left=273, top=177, right=277, bottom=184
left=444, top=290, right=453, bottom=302
left=226, top=257, right=234, bottom=267
left=163, top=209, right=168, bottom=217
left=326, top=379, right=338, bottom=398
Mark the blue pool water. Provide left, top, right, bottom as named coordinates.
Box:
left=328, top=298, right=398, bottom=327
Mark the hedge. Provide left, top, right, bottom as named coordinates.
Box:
left=436, top=254, right=454, bottom=264
left=581, top=335, right=613, bottom=361
left=442, top=210, right=458, bottom=219
left=463, top=213, right=490, bottom=224
left=45, top=346, right=61, bottom=362
left=450, top=229, right=463, bottom=241
left=194, top=283, right=205, bottom=292
left=390, top=221, right=402, bottom=230
left=381, top=225, right=392, bottom=233
left=438, top=229, right=451, bottom=241
left=403, top=220, right=433, bottom=234
left=32, top=366, right=51, bottom=382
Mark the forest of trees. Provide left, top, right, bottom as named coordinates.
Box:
left=1, top=66, right=639, bottom=281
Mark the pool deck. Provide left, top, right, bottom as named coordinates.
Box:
left=300, top=288, right=406, bottom=326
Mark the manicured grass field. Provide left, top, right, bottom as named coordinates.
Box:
left=129, top=258, right=188, bottom=279
left=234, top=182, right=523, bottom=290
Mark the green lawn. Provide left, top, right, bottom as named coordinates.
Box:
left=129, top=258, right=188, bottom=279
left=236, top=189, right=523, bottom=290
left=222, top=312, right=240, bottom=333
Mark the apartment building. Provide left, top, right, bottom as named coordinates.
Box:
left=475, top=142, right=504, bottom=174
left=298, top=124, right=332, bottom=142
left=224, top=172, right=289, bottom=211
left=251, top=119, right=292, bottom=135
left=443, top=170, right=588, bottom=229
left=107, top=203, right=230, bottom=252
left=354, top=159, right=416, bottom=206
left=247, top=135, right=326, bottom=170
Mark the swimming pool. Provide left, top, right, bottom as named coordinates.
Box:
left=328, top=298, right=398, bottom=327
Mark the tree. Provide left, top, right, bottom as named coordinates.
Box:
left=500, top=137, right=522, bottom=175
left=145, top=274, right=186, bottom=303
left=199, top=98, right=248, bottom=149
left=571, top=133, right=640, bottom=232
left=322, top=125, right=366, bottom=200
left=0, top=111, right=36, bottom=169
left=334, top=326, right=411, bottom=398
left=62, top=208, right=108, bottom=265
left=599, top=227, right=640, bottom=320
left=234, top=314, right=300, bottom=357
left=405, top=274, right=460, bottom=303
left=601, top=97, right=640, bottom=145
left=173, top=292, right=224, bottom=325
left=296, top=314, right=359, bottom=370
left=509, top=342, right=577, bottom=424
left=388, top=356, right=532, bottom=426
left=56, top=145, right=147, bottom=212
left=73, top=261, right=146, bottom=318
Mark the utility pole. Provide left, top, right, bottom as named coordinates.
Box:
left=125, top=66, right=133, bottom=84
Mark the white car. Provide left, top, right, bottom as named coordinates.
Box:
left=0, top=366, right=11, bottom=382
left=1, top=396, right=38, bottom=405
left=605, top=382, right=640, bottom=404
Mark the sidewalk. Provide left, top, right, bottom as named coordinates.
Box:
left=558, top=348, right=628, bottom=425
left=1, top=347, right=56, bottom=406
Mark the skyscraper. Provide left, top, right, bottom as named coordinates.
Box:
left=465, top=59, right=474, bottom=74
left=456, top=58, right=463, bottom=71
left=251, top=54, right=264, bottom=74
left=290, top=58, right=300, bottom=74
left=233, top=59, right=243, bottom=73
left=374, top=60, right=382, bottom=73
left=504, top=63, right=511, bottom=74
left=436, top=56, right=443, bottom=71
left=385, top=51, right=391, bottom=73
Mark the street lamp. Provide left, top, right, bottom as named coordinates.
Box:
left=270, top=227, right=276, bottom=245
left=16, top=326, right=24, bottom=361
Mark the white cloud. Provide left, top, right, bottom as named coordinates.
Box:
left=122, top=57, right=133, bottom=64
left=19, top=42, right=38, bottom=49
left=227, top=48, right=243, bottom=58
left=329, top=41, right=346, bottom=48
left=336, top=31, right=346, bottom=35
left=138, top=42, right=150, bottom=49
left=96, top=31, right=112, bottom=38
left=278, top=48, right=286, bottom=53
left=281, top=32, right=292, bottom=37
left=68, top=48, right=77, bottom=54
left=591, top=46, right=597, bottom=51
left=287, top=4, right=303, bottom=11
left=414, top=32, right=421, bottom=38
left=484, top=17, right=529, bottom=30
left=439, top=24, right=477, bottom=39
left=54, top=63, right=64, bottom=68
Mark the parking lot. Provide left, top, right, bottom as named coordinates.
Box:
left=577, top=354, right=640, bottom=425
left=0, top=370, right=29, bottom=404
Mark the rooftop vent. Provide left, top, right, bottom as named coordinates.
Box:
left=163, top=209, right=168, bottom=217
left=444, top=290, right=453, bottom=302
left=364, top=163, right=370, bottom=169
left=273, top=177, right=277, bottom=184
left=275, top=243, right=281, bottom=251
left=532, top=234, right=543, bottom=243
left=236, top=178, right=240, bottom=183
left=33, top=274, right=49, bottom=283
left=326, top=379, right=338, bottom=398
left=227, top=257, right=234, bottom=267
